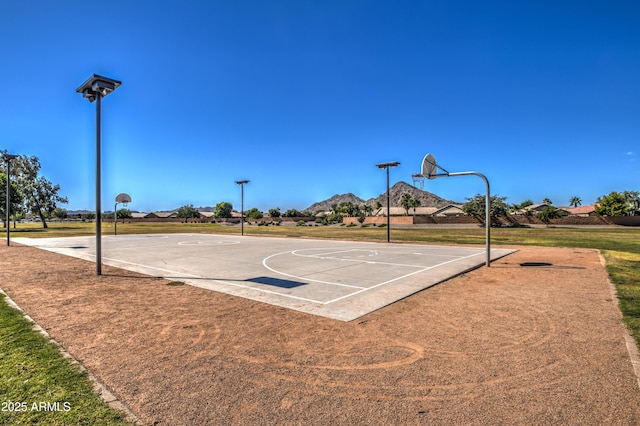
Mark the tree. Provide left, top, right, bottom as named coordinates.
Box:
left=324, top=212, right=343, bottom=224
left=622, top=191, right=640, bottom=216
left=176, top=204, right=201, bottom=219
left=0, top=173, right=22, bottom=227
left=542, top=198, right=552, bottom=205
left=409, top=196, right=421, bottom=216
left=52, top=207, right=68, bottom=220
left=1, top=152, right=68, bottom=228
left=399, top=193, right=421, bottom=216
left=510, top=200, right=533, bottom=215
left=335, top=202, right=360, bottom=217
left=284, top=209, right=304, bottom=217
left=245, top=207, right=263, bottom=220
left=213, top=201, right=233, bottom=218
left=536, top=205, right=563, bottom=226
left=400, top=193, right=412, bottom=215
left=268, top=208, right=281, bottom=218
left=462, top=194, right=509, bottom=224
left=595, top=192, right=628, bottom=217
left=116, top=208, right=132, bottom=222
left=24, top=175, right=68, bottom=228
left=569, top=196, right=582, bottom=208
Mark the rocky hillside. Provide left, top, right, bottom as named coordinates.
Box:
left=306, top=193, right=366, bottom=213
left=367, top=181, right=456, bottom=208
left=305, top=181, right=457, bottom=212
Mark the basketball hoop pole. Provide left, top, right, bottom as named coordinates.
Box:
left=422, top=154, right=491, bottom=267
left=114, top=193, right=132, bottom=236
left=448, top=172, right=490, bottom=267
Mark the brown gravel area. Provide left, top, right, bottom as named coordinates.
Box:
left=1, top=242, right=640, bottom=425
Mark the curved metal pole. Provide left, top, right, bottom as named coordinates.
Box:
left=432, top=171, right=491, bottom=267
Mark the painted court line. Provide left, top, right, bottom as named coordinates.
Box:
left=103, top=255, right=330, bottom=304
left=291, top=249, right=454, bottom=269
left=102, top=256, right=202, bottom=279
left=323, top=250, right=486, bottom=304
left=263, top=248, right=486, bottom=304
left=210, top=280, right=327, bottom=304
left=308, top=248, right=375, bottom=257
left=262, top=250, right=369, bottom=290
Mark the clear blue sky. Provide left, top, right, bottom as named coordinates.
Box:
left=1, top=1, right=638, bottom=212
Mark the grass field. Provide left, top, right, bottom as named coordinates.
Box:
left=1, top=221, right=639, bottom=424
left=0, top=291, right=130, bottom=425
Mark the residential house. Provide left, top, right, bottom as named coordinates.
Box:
left=432, top=204, right=465, bottom=217
left=566, top=204, right=597, bottom=217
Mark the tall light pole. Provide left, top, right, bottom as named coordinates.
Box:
left=235, top=180, right=249, bottom=236
left=3, top=153, right=18, bottom=246
left=77, top=74, right=122, bottom=275
left=376, top=161, right=400, bottom=243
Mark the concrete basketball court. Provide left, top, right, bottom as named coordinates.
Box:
left=14, top=234, right=515, bottom=321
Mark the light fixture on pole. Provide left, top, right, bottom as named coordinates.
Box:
left=76, top=74, right=122, bottom=275
left=375, top=161, right=400, bottom=243
left=114, top=193, right=131, bottom=235
left=235, top=180, right=249, bottom=235
left=3, top=153, right=18, bottom=247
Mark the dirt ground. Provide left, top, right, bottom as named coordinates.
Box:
left=1, top=242, right=640, bottom=425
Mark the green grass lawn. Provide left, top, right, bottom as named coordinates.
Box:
left=1, top=221, right=639, bottom=423
left=0, top=292, right=130, bottom=425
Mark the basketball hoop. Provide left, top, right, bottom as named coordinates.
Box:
left=412, top=174, right=425, bottom=189
left=114, top=193, right=132, bottom=235
left=115, top=193, right=131, bottom=204
left=421, top=153, right=440, bottom=179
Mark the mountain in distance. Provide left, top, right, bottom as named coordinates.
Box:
left=138, top=182, right=455, bottom=214
left=367, top=181, right=457, bottom=209
left=306, top=193, right=366, bottom=213
left=196, top=206, right=214, bottom=212
left=305, top=181, right=458, bottom=213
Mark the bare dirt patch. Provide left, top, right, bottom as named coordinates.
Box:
left=1, top=243, right=639, bottom=425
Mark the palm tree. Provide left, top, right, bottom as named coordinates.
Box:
left=400, top=193, right=412, bottom=216
left=542, top=198, right=552, bottom=206
left=569, top=196, right=582, bottom=208
left=375, top=200, right=382, bottom=215
left=536, top=205, right=562, bottom=227
left=409, top=196, right=421, bottom=216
